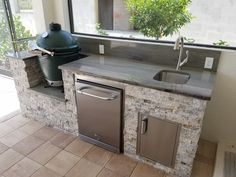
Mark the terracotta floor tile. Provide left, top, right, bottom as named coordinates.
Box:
left=130, top=163, right=165, bottom=177
left=195, top=154, right=215, bottom=165
left=66, top=158, right=102, bottom=177
left=191, top=160, right=214, bottom=177
left=84, top=146, right=113, bottom=166
left=105, top=154, right=137, bottom=177
left=28, top=142, right=61, bottom=165
left=50, top=131, right=75, bottom=149
left=0, top=142, right=8, bottom=154
left=0, top=124, right=14, bottom=138
left=19, top=120, right=44, bottom=135
left=12, top=135, right=45, bottom=155
left=4, top=115, right=30, bottom=129
left=197, top=139, right=217, bottom=160
left=33, top=126, right=60, bottom=141
left=97, top=168, right=124, bottom=177
left=0, top=149, right=24, bottom=174
left=0, top=129, right=28, bottom=147
left=65, top=138, right=93, bottom=157
left=31, top=166, right=62, bottom=177
left=3, top=157, right=41, bottom=177
left=45, top=150, right=80, bottom=176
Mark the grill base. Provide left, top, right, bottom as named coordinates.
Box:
left=46, top=79, right=63, bottom=87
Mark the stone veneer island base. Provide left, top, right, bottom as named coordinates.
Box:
left=9, top=54, right=207, bottom=177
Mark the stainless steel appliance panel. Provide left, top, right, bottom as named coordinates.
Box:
left=76, top=80, right=122, bottom=153
left=137, top=113, right=181, bottom=167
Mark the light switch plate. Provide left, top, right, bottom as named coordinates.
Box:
left=99, top=45, right=104, bottom=54
left=204, top=57, right=214, bottom=69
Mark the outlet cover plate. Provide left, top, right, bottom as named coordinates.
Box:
left=204, top=57, right=214, bottom=69
left=99, top=45, right=104, bottom=54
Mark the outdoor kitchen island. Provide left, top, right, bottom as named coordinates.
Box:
left=8, top=52, right=216, bottom=177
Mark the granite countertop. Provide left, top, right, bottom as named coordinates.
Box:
left=60, top=54, right=216, bottom=100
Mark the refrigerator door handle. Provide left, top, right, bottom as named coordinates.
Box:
left=77, top=87, right=118, bottom=101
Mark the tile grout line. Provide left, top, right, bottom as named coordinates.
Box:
left=128, top=160, right=138, bottom=177
left=0, top=150, right=25, bottom=176
left=62, top=155, right=83, bottom=177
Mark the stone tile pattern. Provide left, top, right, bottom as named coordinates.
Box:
left=9, top=57, right=207, bottom=177
left=9, top=57, right=78, bottom=134
left=0, top=114, right=214, bottom=177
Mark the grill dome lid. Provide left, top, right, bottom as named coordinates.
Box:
left=36, top=23, right=79, bottom=53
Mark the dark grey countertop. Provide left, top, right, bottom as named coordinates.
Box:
left=61, top=55, right=215, bottom=100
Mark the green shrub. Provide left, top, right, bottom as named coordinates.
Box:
left=126, top=0, right=193, bottom=39
left=0, top=15, right=32, bottom=60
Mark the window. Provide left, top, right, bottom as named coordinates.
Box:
left=0, top=0, right=37, bottom=72
left=69, top=0, right=236, bottom=49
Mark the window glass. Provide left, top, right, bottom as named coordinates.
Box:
left=0, top=0, right=13, bottom=70
left=70, top=0, right=236, bottom=48
left=9, top=0, right=35, bottom=37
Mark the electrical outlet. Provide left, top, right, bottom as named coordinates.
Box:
left=99, top=45, right=104, bottom=54
left=204, top=57, right=214, bottom=69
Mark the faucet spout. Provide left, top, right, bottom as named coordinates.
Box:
left=174, top=36, right=189, bottom=70
left=179, top=50, right=189, bottom=67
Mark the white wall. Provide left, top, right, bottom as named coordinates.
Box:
left=32, top=0, right=70, bottom=34
left=201, top=51, right=236, bottom=143
left=52, top=0, right=70, bottom=31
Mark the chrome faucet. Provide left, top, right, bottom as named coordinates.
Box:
left=174, top=36, right=189, bottom=70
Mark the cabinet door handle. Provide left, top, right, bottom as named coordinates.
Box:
left=141, top=117, right=148, bottom=134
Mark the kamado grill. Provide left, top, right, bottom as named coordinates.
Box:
left=36, top=23, right=83, bottom=87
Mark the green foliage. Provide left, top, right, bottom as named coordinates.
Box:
left=126, top=0, right=193, bottom=38
left=213, top=40, right=229, bottom=47
left=95, top=23, right=108, bottom=36
left=0, top=15, right=32, bottom=60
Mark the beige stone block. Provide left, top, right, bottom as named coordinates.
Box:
left=12, top=135, right=45, bottom=155
left=105, top=154, right=137, bottom=177
left=0, top=149, right=24, bottom=174
left=3, top=157, right=41, bottom=177
left=65, top=138, right=93, bottom=157
left=28, top=142, right=61, bottom=165
left=66, top=158, right=102, bottom=177
left=45, top=150, right=80, bottom=176
left=84, top=146, right=113, bottom=166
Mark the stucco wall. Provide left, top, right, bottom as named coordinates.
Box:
left=201, top=51, right=236, bottom=143
left=174, top=0, right=236, bottom=46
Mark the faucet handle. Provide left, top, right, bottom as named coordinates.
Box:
left=185, top=50, right=190, bottom=58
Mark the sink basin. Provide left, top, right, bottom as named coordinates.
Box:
left=153, top=70, right=190, bottom=84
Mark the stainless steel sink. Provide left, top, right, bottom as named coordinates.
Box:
left=153, top=70, right=190, bottom=84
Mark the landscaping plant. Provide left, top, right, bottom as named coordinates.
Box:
left=0, top=15, right=32, bottom=61
left=126, top=0, right=193, bottom=39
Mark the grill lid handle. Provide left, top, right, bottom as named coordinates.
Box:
left=50, top=23, right=61, bottom=31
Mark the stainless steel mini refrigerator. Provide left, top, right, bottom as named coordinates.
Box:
left=75, top=79, right=123, bottom=153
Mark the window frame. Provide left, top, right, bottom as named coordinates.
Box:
left=68, top=0, right=236, bottom=51
left=2, top=0, right=36, bottom=53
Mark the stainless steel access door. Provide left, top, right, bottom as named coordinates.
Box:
left=137, top=114, right=181, bottom=167
left=75, top=80, right=122, bottom=153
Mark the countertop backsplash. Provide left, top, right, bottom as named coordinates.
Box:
left=75, top=36, right=221, bottom=72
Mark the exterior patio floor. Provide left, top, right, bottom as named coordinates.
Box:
left=0, top=74, right=20, bottom=122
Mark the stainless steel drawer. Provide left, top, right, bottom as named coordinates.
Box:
left=75, top=79, right=123, bottom=153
